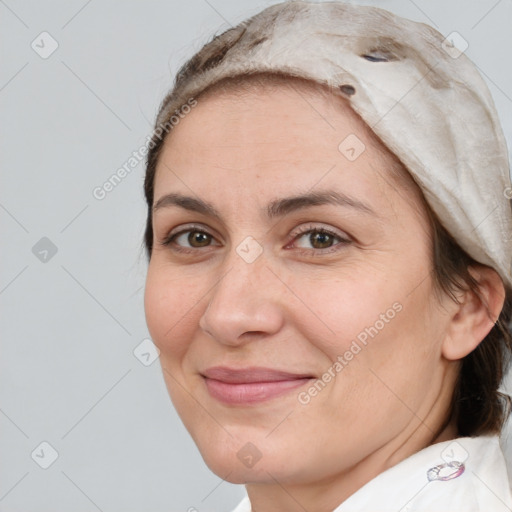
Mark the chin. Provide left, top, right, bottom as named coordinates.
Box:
left=194, top=429, right=315, bottom=486
left=196, top=441, right=268, bottom=483
left=187, top=425, right=276, bottom=479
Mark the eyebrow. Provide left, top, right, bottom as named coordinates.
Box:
left=152, top=190, right=377, bottom=220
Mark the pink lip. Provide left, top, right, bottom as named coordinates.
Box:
left=201, top=366, right=314, bottom=405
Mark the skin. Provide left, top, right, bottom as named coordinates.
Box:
left=144, top=79, right=505, bottom=512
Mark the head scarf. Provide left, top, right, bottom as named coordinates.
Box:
left=154, top=0, right=512, bottom=289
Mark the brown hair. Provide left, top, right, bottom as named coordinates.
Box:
left=426, top=206, right=512, bottom=436
left=143, top=69, right=512, bottom=437
left=389, top=152, right=512, bottom=436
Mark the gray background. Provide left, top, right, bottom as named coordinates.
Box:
left=1, top=0, right=512, bottom=511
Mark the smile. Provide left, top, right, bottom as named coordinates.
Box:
left=201, top=366, right=315, bottom=405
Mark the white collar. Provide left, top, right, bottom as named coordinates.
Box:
left=231, top=435, right=512, bottom=511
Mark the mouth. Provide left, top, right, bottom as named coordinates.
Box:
left=200, top=366, right=315, bottom=405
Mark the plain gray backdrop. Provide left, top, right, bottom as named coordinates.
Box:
left=2, top=0, right=512, bottom=511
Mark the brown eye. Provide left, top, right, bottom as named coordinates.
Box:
left=160, top=226, right=219, bottom=251
left=309, top=231, right=335, bottom=249
left=187, top=231, right=211, bottom=247
left=292, top=226, right=351, bottom=254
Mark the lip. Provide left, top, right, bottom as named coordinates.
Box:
left=201, top=366, right=315, bottom=405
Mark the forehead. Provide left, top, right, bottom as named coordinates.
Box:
left=153, top=77, right=422, bottom=218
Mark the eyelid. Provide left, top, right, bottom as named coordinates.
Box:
left=166, top=223, right=217, bottom=239
left=289, top=222, right=350, bottom=241
left=160, top=223, right=220, bottom=247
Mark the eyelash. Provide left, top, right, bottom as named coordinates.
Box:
left=158, top=223, right=351, bottom=256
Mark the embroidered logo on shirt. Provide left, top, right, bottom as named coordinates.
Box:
left=426, top=460, right=465, bottom=481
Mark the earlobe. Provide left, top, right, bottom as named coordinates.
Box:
left=441, top=266, right=506, bottom=361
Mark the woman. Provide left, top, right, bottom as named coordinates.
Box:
left=143, top=1, right=512, bottom=510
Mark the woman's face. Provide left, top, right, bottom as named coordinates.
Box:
left=144, top=80, right=458, bottom=486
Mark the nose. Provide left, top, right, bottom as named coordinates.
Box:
left=198, top=247, right=285, bottom=346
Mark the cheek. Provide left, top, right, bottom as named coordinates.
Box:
left=293, top=270, right=403, bottom=355
left=299, top=267, right=437, bottom=397
left=302, top=281, right=437, bottom=436
left=144, top=265, right=203, bottom=361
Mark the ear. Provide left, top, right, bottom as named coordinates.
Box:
left=441, top=265, right=506, bottom=361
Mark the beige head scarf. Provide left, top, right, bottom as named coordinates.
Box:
left=155, top=0, right=512, bottom=288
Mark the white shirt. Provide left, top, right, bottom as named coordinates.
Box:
left=231, top=435, right=512, bottom=511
